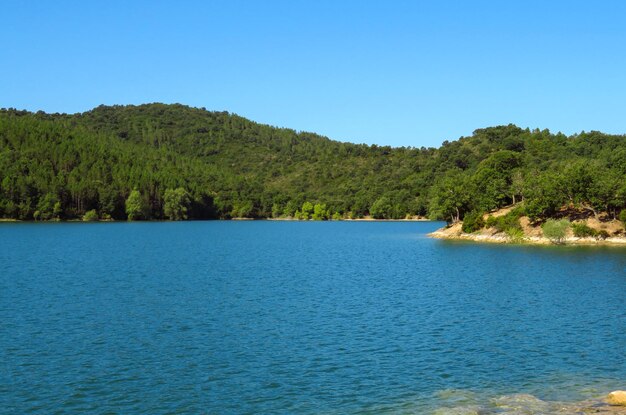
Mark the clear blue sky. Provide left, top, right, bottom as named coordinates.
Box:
left=2, top=1, right=626, bottom=148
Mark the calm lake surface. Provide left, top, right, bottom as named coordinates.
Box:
left=1, top=221, right=625, bottom=414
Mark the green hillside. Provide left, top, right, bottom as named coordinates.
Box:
left=1, top=103, right=625, bottom=221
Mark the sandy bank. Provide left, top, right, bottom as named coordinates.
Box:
left=429, top=222, right=626, bottom=246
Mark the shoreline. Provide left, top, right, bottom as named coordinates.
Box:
left=429, top=225, right=626, bottom=247
left=0, top=217, right=432, bottom=223
left=267, top=216, right=430, bottom=222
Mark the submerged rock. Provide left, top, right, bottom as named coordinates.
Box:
left=435, top=389, right=479, bottom=406
left=432, top=392, right=626, bottom=415
left=432, top=405, right=482, bottom=415
left=491, top=393, right=553, bottom=413
left=607, top=391, right=626, bottom=406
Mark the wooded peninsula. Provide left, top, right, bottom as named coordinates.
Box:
left=1, top=104, right=625, bottom=233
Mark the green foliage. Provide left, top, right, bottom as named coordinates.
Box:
left=35, top=193, right=60, bottom=221
left=428, top=170, right=474, bottom=222
left=164, top=188, right=190, bottom=220
left=125, top=190, right=146, bottom=221
left=231, top=200, right=253, bottom=218
left=472, top=151, right=522, bottom=211
left=370, top=196, right=393, bottom=219
left=542, top=219, right=570, bottom=244
left=596, top=230, right=610, bottom=240
left=461, top=211, right=485, bottom=233
left=524, top=171, right=566, bottom=221
left=620, top=210, right=626, bottom=225
left=271, top=203, right=282, bottom=218
left=571, top=222, right=597, bottom=238
left=82, top=209, right=99, bottom=221
left=300, top=202, right=314, bottom=220
left=485, top=209, right=523, bottom=233
left=312, top=203, right=329, bottom=220
left=505, top=226, right=525, bottom=242
left=283, top=200, right=299, bottom=218
left=0, top=106, right=624, bottom=222
left=332, top=211, right=342, bottom=221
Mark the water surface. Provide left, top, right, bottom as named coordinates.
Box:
left=1, top=222, right=624, bottom=414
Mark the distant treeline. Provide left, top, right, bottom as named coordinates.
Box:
left=0, top=104, right=625, bottom=221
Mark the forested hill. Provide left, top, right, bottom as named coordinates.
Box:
left=1, top=103, right=625, bottom=222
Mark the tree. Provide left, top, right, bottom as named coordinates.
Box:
left=300, top=201, right=314, bottom=220
left=370, top=196, right=392, bottom=219
left=524, top=171, right=566, bottom=221
left=283, top=200, right=299, bottom=218
left=428, top=170, right=474, bottom=222
left=164, top=188, right=190, bottom=220
left=125, top=189, right=145, bottom=220
left=34, top=193, right=60, bottom=221
left=231, top=200, right=253, bottom=218
left=312, top=203, right=329, bottom=220
left=271, top=203, right=282, bottom=218
left=472, top=151, right=522, bottom=211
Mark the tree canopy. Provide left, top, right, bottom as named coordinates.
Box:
left=0, top=104, right=624, bottom=221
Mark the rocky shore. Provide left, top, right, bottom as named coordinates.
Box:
left=429, top=222, right=626, bottom=246
left=429, top=206, right=626, bottom=246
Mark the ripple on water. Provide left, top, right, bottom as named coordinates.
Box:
left=0, top=221, right=624, bottom=414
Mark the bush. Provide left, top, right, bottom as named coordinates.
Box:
left=571, top=222, right=597, bottom=238
left=542, top=219, right=570, bottom=244
left=620, top=210, right=626, bottom=225
left=505, top=227, right=525, bottom=242
left=82, top=209, right=99, bottom=221
left=462, top=211, right=485, bottom=233
left=596, top=230, right=610, bottom=240
left=485, top=210, right=522, bottom=233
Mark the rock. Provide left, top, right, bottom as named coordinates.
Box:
left=607, top=391, right=626, bottom=406
left=491, top=393, right=553, bottom=413
left=432, top=406, right=481, bottom=415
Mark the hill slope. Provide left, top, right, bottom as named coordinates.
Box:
left=0, top=103, right=625, bottom=221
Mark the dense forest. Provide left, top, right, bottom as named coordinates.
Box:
left=0, top=103, right=625, bottom=222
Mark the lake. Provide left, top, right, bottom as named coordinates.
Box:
left=1, top=221, right=625, bottom=414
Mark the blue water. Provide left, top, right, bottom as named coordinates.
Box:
left=0, top=221, right=624, bottom=414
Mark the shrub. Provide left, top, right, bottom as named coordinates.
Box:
left=82, top=209, right=99, bottom=221
left=620, top=210, right=626, bottom=225
left=462, top=211, right=485, bottom=233
left=505, top=227, right=525, bottom=242
left=509, top=205, right=526, bottom=217
left=485, top=210, right=522, bottom=233
left=164, top=188, right=190, bottom=220
left=542, top=219, right=570, bottom=244
left=571, top=222, right=597, bottom=238
left=596, top=230, right=610, bottom=240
